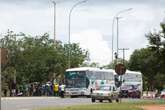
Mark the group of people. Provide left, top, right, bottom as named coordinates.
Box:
left=29, top=82, right=66, bottom=98
left=3, top=82, right=66, bottom=97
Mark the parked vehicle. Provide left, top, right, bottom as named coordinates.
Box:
left=116, top=70, right=142, bottom=98
left=91, top=84, right=119, bottom=103
left=123, top=71, right=142, bottom=91
left=120, top=85, right=141, bottom=98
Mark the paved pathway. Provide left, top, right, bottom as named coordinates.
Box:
left=1, top=97, right=91, bottom=110
left=141, top=105, right=165, bottom=110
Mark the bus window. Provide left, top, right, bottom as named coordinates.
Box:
left=65, top=71, right=86, bottom=88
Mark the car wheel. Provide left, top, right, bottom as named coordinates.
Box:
left=91, top=98, right=95, bottom=102
left=138, top=95, right=141, bottom=99
left=108, top=99, right=112, bottom=103
left=99, top=100, right=103, bottom=102
left=71, top=95, right=77, bottom=98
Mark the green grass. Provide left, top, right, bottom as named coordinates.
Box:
left=37, top=99, right=165, bottom=110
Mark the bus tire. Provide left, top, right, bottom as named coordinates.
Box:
left=91, top=98, right=95, bottom=102
left=71, top=95, right=76, bottom=98
left=108, top=99, right=112, bottom=103
left=99, top=100, right=103, bottom=102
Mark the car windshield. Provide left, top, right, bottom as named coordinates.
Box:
left=99, top=86, right=111, bottom=91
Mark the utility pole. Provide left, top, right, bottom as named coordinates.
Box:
left=116, top=17, right=120, bottom=57
left=118, top=48, right=129, bottom=65
left=68, top=0, right=87, bottom=68
left=0, top=48, right=1, bottom=109
left=111, top=8, right=132, bottom=63
left=51, top=1, right=56, bottom=46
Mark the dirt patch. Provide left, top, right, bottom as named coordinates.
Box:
left=141, top=105, right=165, bottom=110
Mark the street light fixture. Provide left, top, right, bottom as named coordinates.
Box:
left=68, top=0, right=87, bottom=68
left=111, top=8, right=132, bottom=62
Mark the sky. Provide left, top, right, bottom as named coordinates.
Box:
left=0, top=0, right=165, bottom=65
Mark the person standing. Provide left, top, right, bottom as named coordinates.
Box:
left=60, top=83, right=65, bottom=98
left=54, top=83, right=59, bottom=96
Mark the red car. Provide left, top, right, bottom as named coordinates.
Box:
left=120, top=85, right=141, bottom=98
left=160, top=89, right=165, bottom=99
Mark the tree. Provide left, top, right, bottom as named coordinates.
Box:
left=103, top=58, right=128, bottom=69
left=1, top=30, right=21, bottom=95
left=0, top=30, right=88, bottom=95
left=63, top=43, right=88, bottom=68
left=81, top=62, right=100, bottom=68
left=128, top=20, right=165, bottom=91
left=128, top=48, right=158, bottom=91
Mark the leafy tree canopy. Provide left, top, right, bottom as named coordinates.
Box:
left=0, top=30, right=88, bottom=92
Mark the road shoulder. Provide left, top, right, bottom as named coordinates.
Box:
left=140, top=105, right=165, bottom=110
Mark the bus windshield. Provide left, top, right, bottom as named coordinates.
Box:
left=65, top=71, right=88, bottom=88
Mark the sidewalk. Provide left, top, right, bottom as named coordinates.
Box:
left=141, top=105, right=165, bottom=110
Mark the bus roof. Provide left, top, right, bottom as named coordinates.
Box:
left=114, top=70, right=142, bottom=75
left=126, top=70, right=141, bottom=74
left=66, top=67, right=114, bottom=72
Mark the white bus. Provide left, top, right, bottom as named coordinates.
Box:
left=64, top=67, right=115, bottom=97
left=122, top=70, right=143, bottom=92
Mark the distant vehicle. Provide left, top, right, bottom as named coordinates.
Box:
left=115, top=70, right=143, bottom=98
left=120, top=85, right=141, bottom=98
left=91, top=84, right=119, bottom=103
left=64, top=67, right=115, bottom=97
left=160, top=89, right=165, bottom=99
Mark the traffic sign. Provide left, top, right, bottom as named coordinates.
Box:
left=115, top=63, right=126, bottom=75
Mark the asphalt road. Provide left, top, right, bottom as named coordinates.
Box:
left=1, top=97, right=92, bottom=110
left=1, top=97, right=146, bottom=110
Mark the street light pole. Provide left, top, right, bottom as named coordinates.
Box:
left=51, top=1, right=56, bottom=46
left=116, top=17, right=119, bottom=57
left=68, top=0, right=87, bottom=68
left=111, top=8, right=132, bottom=63
left=0, top=48, right=1, bottom=109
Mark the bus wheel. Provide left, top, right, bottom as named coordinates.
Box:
left=99, top=100, right=103, bottom=102
left=108, top=99, right=112, bottom=103
left=91, top=98, right=95, bottom=102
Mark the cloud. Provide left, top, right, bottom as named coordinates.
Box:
left=0, top=0, right=164, bottom=65
left=72, top=30, right=111, bottom=65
